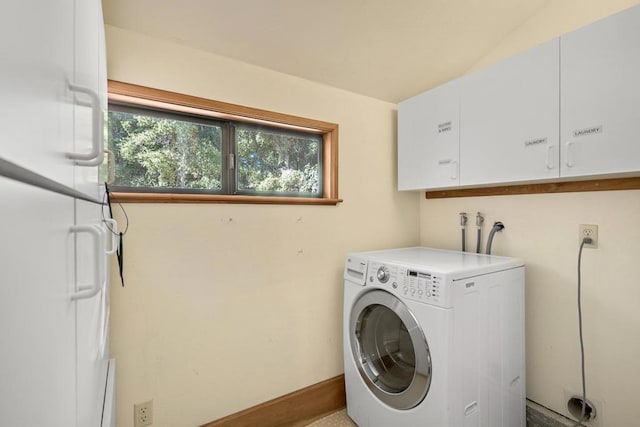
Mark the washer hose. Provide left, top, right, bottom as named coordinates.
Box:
left=485, top=221, right=505, bottom=255
left=475, top=212, right=484, bottom=253
left=461, top=228, right=466, bottom=252
left=459, top=212, right=468, bottom=252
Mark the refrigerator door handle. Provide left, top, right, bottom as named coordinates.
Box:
left=68, top=84, right=104, bottom=167
left=71, top=225, right=103, bottom=301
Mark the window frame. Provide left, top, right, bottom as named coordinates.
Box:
left=107, top=80, right=341, bottom=205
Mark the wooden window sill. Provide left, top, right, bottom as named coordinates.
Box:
left=109, top=192, right=343, bottom=205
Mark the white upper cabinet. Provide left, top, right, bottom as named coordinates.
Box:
left=460, top=39, right=560, bottom=186
left=398, top=79, right=460, bottom=190
left=397, top=5, right=640, bottom=191
left=560, top=5, right=640, bottom=178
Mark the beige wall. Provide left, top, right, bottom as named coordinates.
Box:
left=107, top=1, right=640, bottom=425
left=468, top=0, right=640, bottom=72
left=105, top=26, right=419, bottom=427
left=420, top=1, right=640, bottom=425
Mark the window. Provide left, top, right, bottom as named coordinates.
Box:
left=106, top=81, right=340, bottom=205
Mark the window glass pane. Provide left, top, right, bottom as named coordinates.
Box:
left=357, top=304, right=416, bottom=393
left=107, top=109, right=223, bottom=191
left=235, top=125, right=322, bottom=196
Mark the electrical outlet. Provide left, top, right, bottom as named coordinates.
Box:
left=578, top=224, right=598, bottom=248
left=134, top=400, right=153, bottom=427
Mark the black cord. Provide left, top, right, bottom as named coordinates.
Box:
left=476, top=228, right=482, bottom=253
left=101, top=191, right=129, bottom=235
left=104, top=183, right=128, bottom=287
left=573, top=238, right=591, bottom=427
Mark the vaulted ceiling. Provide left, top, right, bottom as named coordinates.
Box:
left=102, top=0, right=552, bottom=103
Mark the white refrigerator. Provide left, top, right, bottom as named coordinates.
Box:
left=0, top=0, right=115, bottom=426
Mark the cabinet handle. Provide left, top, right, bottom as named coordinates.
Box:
left=68, top=84, right=104, bottom=167
left=105, top=149, right=115, bottom=185
left=546, top=145, right=555, bottom=170
left=566, top=141, right=575, bottom=168
left=450, top=160, right=458, bottom=180
left=70, top=224, right=104, bottom=301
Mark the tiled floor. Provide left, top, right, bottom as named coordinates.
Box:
left=306, top=409, right=356, bottom=426
left=315, top=402, right=577, bottom=427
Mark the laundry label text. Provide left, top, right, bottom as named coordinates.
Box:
left=573, top=125, right=602, bottom=137
left=524, top=137, right=548, bottom=147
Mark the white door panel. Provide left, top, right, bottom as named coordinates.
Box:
left=75, top=198, right=109, bottom=426
left=0, top=178, right=76, bottom=427
left=74, top=0, right=105, bottom=197
left=0, top=0, right=75, bottom=188
left=398, top=79, right=460, bottom=190
left=460, top=39, right=560, bottom=186
left=560, top=5, right=640, bottom=177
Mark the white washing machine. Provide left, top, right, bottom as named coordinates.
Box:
left=343, top=247, right=525, bottom=427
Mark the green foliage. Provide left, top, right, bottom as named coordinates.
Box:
left=236, top=126, right=320, bottom=195
left=107, top=110, right=222, bottom=190
left=107, top=110, right=321, bottom=196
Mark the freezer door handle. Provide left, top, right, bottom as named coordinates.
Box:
left=71, top=224, right=103, bottom=301
left=103, top=219, right=118, bottom=255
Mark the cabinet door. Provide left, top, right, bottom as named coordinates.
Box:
left=560, top=5, right=640, bottom=177
left=0, top=178, right=76, bottom=427
left=0, top=0, right=75, bottom=189
left=460, top=39, right=560, bottom=186
left=398, top=80, right=460, bottom=190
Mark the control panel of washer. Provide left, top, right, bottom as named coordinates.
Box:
left=368, top=262, right=446, bottom=306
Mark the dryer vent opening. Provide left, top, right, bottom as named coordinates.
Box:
left=567, top=396, right=596, bottom=422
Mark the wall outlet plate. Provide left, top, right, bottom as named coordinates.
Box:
left=134, top=399, right=153, bottom=427
left=578, top=224, right=598, bottom=248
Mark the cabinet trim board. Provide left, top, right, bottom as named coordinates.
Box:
left=424, top=177, right=640, bottom=199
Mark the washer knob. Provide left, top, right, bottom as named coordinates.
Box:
left=377, top=266, right=390, bottom=283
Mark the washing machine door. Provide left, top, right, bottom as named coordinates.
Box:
left=349, top=289, right=432, bottom=410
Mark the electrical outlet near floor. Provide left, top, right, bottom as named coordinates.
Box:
left=578, top=224, right=598, bottom=248
left=134, top=399, right=153, bottom=427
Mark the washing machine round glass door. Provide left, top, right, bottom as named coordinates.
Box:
left=349, top=289, right=432, bottom=410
